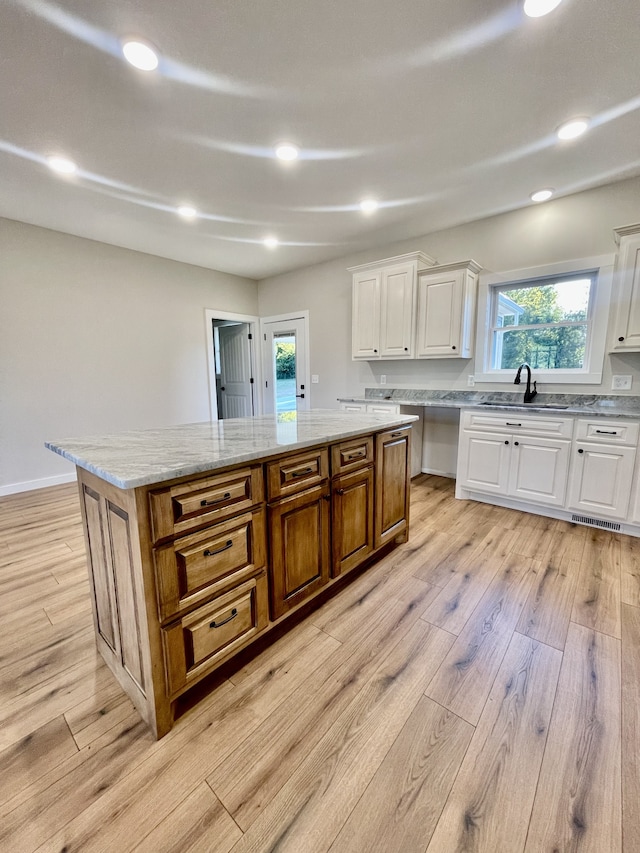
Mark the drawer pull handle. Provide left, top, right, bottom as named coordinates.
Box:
left=200, top=492, right=231, bottom=507
left=345, top=450, right=365, bottom=460
left=595, top=430, right=617, bottom=435
left=203, top=540, right=233, bottom=557
left=390, top=431, right=404, bottom=437
left=210, top=608, right=238, bottom=629
left=506, top=422, right=522, bottom=427
left=291, top=467, right=314, bottom=477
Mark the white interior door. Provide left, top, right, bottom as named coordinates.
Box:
left=218, top=323, right=254, bottom=417
left=261, top=314, right=310, bottom=414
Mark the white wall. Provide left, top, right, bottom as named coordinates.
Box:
left=0, top=219, right=258, bottom=493
left=257, top=176, right=640, bottom=407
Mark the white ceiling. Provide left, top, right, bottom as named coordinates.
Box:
left=2, top=0, right=640, bottom=280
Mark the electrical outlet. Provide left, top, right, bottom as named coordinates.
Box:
left=311, top=374, right=319, bottom=384
left=380, top=375, right=386, bottom=385
left=467, top=375, right=475, bottom=387
left=612, top=374, right=632, bottom=390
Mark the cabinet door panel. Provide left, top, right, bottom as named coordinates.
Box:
left=352, top=271, right=381, bottom=358
left=568, top=442, right=636, bottom=519
left=379, top=263, right=415, bottom=357
left=508, top=437, right=570, bottom=507
left=269, top=482, right=331, bottom=619
left=375, top=427, right=411, bottom=547
left=457, top=430, right=511, bottom=494
left=612, top=234, right=640, bottom=351
left=416, top=272, right=462, bottom=357
left=332, top=466, right=374, bottom=577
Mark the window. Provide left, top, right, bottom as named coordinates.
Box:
left=474, top=257, right=614, bottom=385
left=491, top=273, right=594, bottom=371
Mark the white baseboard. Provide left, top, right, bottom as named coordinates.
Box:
left=421, top=467, right=456, bottom=478
left=0, top=472, right=77, bottom=497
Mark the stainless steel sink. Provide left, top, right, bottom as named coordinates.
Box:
left=479, top=401, right=569, bottom=410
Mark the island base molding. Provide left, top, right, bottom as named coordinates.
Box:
left=76, top=424, right=412, bottom=739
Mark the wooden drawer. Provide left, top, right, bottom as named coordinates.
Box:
left=331, top=435, right=374, bottom=476
left=149, top=465, right=264, bottom=543
left=162, top=573, right=269, bottom=696
left=153, top=508, right=267, bottom=622
left=266, top=447, right=329, bottom=500
left=575, top=418, right=639, bottom=446
left=462, top=410, right=574, bottom=439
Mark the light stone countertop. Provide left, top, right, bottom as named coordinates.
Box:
left=338, top=389, right=640, bottom=419
left=46, top=410, right=419, bottom=490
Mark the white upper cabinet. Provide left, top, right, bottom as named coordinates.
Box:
left=611, top=224, right=640, bottom=351
left=415, top=260, right=481, bottom=358
left=350, top=252, right=436, bottom=360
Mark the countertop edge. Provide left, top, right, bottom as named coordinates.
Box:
left=46, top=414, right=419, bottom=490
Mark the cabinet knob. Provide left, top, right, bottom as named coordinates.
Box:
left=504, top=440, right=509, bottom=445
left=618, top=336, right=625, bottom=342
left=578, top=448, right=584, bottom=454
left=514, top=441, right=519, bottom=446
left=404, top=347, right=408, bottom=351
left=374, top=349, right=378, bottom=353
left=452, top=345, right=457, bottom=350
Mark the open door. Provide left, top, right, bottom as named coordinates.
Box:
left=261, top=314, right=310, bottom=414
left=217, top=323, right=254, bottom=418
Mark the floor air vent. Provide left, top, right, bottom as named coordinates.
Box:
left=571, top=514, right=621, bottom=531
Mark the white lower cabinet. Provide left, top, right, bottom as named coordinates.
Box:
left=567, top=442, right=636, bottom=519
left=458, top=428, right=569, bottom=506
left=457, top=411, right=640, bottom=530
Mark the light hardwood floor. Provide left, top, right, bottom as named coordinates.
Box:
left=1, top=475, right=638, bottom=852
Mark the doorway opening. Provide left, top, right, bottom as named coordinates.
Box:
left=261, top=313, right=311, bottom=415
left=205, top=310, right=261, bottom=420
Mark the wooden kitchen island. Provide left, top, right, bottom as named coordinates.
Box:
left=46, top=410, right=416, bottom=738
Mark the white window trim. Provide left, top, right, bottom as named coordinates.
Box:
left=474, top=255, right=615, bottom=385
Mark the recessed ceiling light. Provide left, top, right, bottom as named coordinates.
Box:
left=264, top=237, right=279, bottom=248
left=360, top=199, right=379, bottom=213
left=523, top=0, right=563, bottom=17
left=557, top=118, right=589, bottom=140
left=47, top=155, right=77, bottom=175
left=274, top=144, right=299, bottom=162
left=177, top=205, right=197, bottom=220
left=121, top=39, right=159, bottom=71
left=530, top=188, right=554, bottom=202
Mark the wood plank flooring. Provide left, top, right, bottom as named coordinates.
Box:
left=0, top=475, right=637, bottom=852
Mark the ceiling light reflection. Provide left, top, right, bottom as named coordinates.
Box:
left=121, top=39, right=159, bottom=71
left=530, top=188, right=554, bottom=202
left=523, top=0, right=563, bottom=18
left=47, top=155, right=77, bottom=174
left=557, top=118, right=590, bottom=140
left=177, top=205, right=198, bottom=220
left=275, top=144, right=299, bottom=162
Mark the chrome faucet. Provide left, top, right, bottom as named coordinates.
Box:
left=514, top=362, right=537, bottom=403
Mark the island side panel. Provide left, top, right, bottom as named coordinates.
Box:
left=77, top=468, right=171, bottom=738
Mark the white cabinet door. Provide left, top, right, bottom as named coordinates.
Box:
left=568, top=442, right=636, bottom=519
left=379, top=263, right=415, bottom=357
left=611, top=230, right=640, bottom=351
left=352, top=270, right=381, bottom=359
left=457, top=430, right=511, bottom=494
left=415, top=270, right=462, bottom=357
left=508, top=436, right=571, bottom=507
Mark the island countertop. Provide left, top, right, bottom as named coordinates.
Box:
left=46, top=409, right=419, bottom=490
